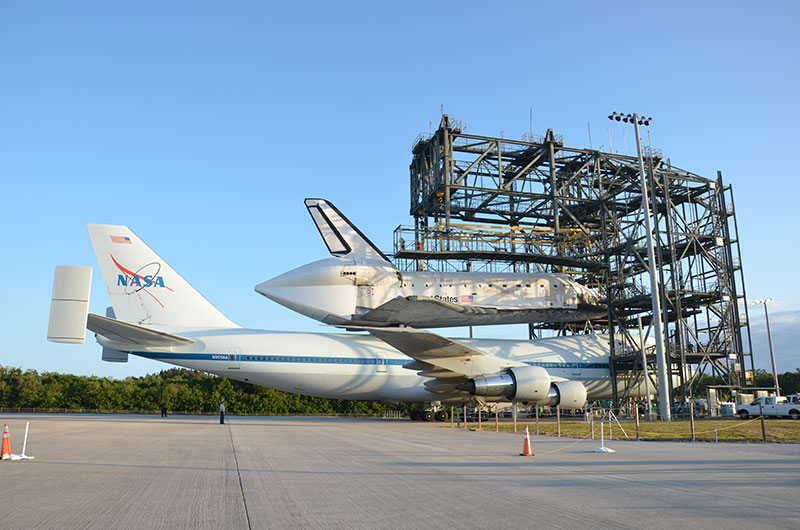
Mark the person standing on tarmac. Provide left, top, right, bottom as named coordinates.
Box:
left=160, top=401, right=167, bottom=418
left=220, top=400, right=226, bottom=424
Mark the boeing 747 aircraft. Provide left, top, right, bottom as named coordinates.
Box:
left=48, top=224, right=650, bottom=420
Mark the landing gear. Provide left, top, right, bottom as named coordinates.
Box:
left=409, top=403, right=451, bottom=421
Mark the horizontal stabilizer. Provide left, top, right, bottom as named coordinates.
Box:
left=87, top=313, right=195, bottom=347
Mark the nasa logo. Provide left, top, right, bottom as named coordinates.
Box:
left=111, top=254, right=174, bottom=308
left=117, top=274, right=166, bottom=288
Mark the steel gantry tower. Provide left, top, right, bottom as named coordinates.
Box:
left=392, top=115, right=753, bottom=407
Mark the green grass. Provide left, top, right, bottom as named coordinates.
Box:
left=453, top=417, right=800, bottom=443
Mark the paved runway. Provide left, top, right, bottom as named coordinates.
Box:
left=3, top=415, right=800, bottom=529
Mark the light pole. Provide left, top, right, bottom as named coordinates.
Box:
left=751, top=298, right=780, bottom=395
left=637, top=315, right=653, bottom=419
left=609, top=112, right=671, bottom=421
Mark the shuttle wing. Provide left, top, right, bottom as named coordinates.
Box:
left=349, top=296, right=604, bottom=328
left=353, top=296, right=497, bottom=327
left=87, top=313, right=195, bottom=347
left=365, top=327, right=525, bottom=395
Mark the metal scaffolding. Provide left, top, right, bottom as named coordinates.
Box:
left=393, top=115, right=753, bottom=406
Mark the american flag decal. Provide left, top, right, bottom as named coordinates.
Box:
left=461, top=294, right=475, bottom=303
left=110, top=235, right=132, bottom=244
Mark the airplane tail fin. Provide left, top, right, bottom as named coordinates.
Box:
left=304, top=198, right=390, bottom=262
left=87, top=224, right=237, bottom=329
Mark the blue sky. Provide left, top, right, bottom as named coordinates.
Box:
left=1, top=1, right=798, bottom=377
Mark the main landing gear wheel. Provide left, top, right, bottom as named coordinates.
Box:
left=423, top=410, right=435, bottom=422
left=409, top=410, right=422, bottom=421
left=434, top=410, right=449, bottom=422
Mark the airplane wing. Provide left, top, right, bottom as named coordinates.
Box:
left=87, top=313, right=195, bottom=347
left=364, top=327, right=526, bottom=395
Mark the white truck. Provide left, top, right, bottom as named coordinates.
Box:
left=737, top=395, right=800, bottom=420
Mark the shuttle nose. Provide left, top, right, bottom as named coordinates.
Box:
left=255, top=268, right=307, bottom=303
left=254, top=262, right=327, bottom=304
left=254, top=278, right=278, bottom=300
left=255, top=276, right=298, bottom=310
left=254, top=259, right=358, bottom=323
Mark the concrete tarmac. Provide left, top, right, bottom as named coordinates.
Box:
left=2, top=415, right=800, bottom=529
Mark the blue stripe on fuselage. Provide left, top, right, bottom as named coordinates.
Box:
left=131, top=352, right=411, bottom=365
left=129, top=351, right=608, bottom=369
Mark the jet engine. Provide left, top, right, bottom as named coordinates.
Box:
left=460, top=366, right=587, bottom=407
left=543, top=381, right=587, bottom=408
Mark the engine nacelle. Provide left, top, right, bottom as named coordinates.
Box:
left=508, top=365, right=551, bottom=402
left=462, top=366, right=587, bottom=407
left=467, top=365, right=550, bottom=402
left=539, top=380, right=587, bottom=408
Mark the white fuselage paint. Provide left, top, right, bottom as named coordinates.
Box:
left=97, top=329, right=643, bottom=403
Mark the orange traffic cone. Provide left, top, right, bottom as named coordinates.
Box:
left=520, top=426, right=534, bottom=456
left=1, top=423, right=11, bottom=460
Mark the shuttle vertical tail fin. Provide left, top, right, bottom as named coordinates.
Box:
left=304, top=198, right=390, bottom=262
left=87, top=224, right=237, bottom=329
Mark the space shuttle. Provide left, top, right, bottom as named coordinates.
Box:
left=255, top=199, right=606, bottom=329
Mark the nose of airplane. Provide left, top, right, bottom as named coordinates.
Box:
left=254, top=277, right=279, bottom=299
left=255, top=272, right=299, bottom=303
left=255, top=269, right=303, bottom=297
left=256, top=259, right=339, bottom=290
left=254, top=260, right=333, bottom=303
left=254, top=259, right=358, bottom=322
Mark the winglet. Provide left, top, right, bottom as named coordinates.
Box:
left=304, top=198, right=390, bottom=262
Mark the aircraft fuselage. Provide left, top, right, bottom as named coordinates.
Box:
left=98, top=329, right=638, bottom=403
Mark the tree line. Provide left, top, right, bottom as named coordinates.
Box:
left=2, top=365, right=799, bottom=414
left=0, top=366, right=413, bottom=415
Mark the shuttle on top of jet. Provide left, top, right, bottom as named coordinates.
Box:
left=48, top=223, right=659, bottom=420
left=255, top=199, right=605, bottom=329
